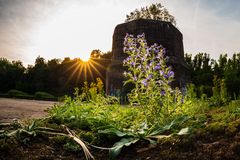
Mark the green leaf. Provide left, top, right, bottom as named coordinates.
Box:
left=174, top=115, right=190, bottom=125
left=6, top=129, right=19, bottom=137
left=98, top=128, right=134, bottom=137
left=148, top=123, right=173, bottom=136
left=110, top=137, right=139, bottom=158
left=123, top=79, right=134, bottom=86
left=177, top=127, right=190, bottom=135
left=137, top=122, right=148, bottom=136
left=28, top=121, right=36, bottom=131
left=148, top=134, right=172, bottom=140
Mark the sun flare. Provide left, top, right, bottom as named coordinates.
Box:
left=63, top=58, right=106, bottom=85
left=81, top=55, right=90, bottom=62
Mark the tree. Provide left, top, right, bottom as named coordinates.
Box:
left=90, top=49, right=102, bottom=59
left=125, top=3, right=176, bottom=25
left=0, top=58, right=25, bottom=92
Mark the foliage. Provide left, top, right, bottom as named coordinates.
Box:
left=0, top=119, right=94, bottom=160
left=0, top=51, right=112, bottom=96
left=0, top=58, right=25, bottom=93
left=185, top=53, right=240, bottom=99
left=123, top=33, right=183, bottom=125
left=6, top=89, right=34, bottom=99
left=34, top=91, right=56, bottom=100
left=7, top=89, right=28, bottom=97
left=50, top=94, right=141, bottom=132
left=99, top=116, right=190, bottom=158
left=3, top=89, right=56, bottom=100
left=125, top=3, right=176, bottom=25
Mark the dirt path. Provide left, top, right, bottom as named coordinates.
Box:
left=0, top=98, right=57, bottom=123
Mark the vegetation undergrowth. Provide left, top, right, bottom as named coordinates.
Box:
left=1, top=33, right=240, bottom=160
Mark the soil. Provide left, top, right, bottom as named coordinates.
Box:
left=1, top=129, right=240, bottom=160
left=0, top=98, right=57, bottom=123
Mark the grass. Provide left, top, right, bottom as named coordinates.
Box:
left=1, top=92, right=240, bottom=159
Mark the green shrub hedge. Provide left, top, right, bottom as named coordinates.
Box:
left=7, top=89, right=34, bottom=99
left=34, top=91, right=56, bottom=100
left=0, top=90, right=56, bottom=101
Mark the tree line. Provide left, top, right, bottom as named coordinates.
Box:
left=0, top=50, right=112, bottom=96
left=1, top=52, right=240, bottom=99
left=185, top=53, right=240, bottom=99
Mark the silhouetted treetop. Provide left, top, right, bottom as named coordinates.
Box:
left=125, top=3, right=176, bottom=25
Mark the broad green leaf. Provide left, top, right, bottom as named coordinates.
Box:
left=148, top=134, right=172, bottom=140
left=148, top=124, right=172, bottom=136
left=98, top=128, right=134, bottom=137
left=177, top=127, right=190, bottom=135
left=162, top=120, right=175, bottom=130
left=110, top=137, right=139, bottom=158
left=137, top=122, right=148, bottom=136
left=174, top=115, right=190, bottom=125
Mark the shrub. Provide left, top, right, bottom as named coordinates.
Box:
left=7, top=89, right=28, bottom=97
left=35, top=91, right=55, bottom=100
left=7, top=89, right=34, bottom=99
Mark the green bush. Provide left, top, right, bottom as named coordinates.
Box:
left=8, top=89, right=28, bottom=97
left=7, top=89, right=34, bottom=99
left=34, top=91, right=56, bottom=100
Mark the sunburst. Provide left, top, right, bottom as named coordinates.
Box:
left=63, top=57, right=108, bottom=86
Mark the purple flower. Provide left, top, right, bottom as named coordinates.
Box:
left=160, top=70, right=164, bottom=76
left=137, top=64, right=142, bottom=69
left=167, top=71, right=174, bottom=78
left=161, top=90, right=166, bottom=96
left=129, top=34, right=134, bottom=38
left=146, top=74, right=153, bottom=80
left=137, top=33, right=145, bottom=39
left=141, top=79, right=148, bottom=87
left=130, top=61, right=135, bottom=66
left=163, top=48, right=166, bottom=54
left=156, top=53, right=162, bottom=59
left=133, top=76, right=137, bottom=81
left=154, top=65, right=161, bottom=70
left=123, top=47, right=128, bottom=53
left=153, top=48, right=159, bottom=53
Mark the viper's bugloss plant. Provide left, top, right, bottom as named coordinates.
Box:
left=123, top=33, right=182, bottom=125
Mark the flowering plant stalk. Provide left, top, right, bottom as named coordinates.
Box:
left=123, top=33, right=182, bottom=125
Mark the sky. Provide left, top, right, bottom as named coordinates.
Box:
left=0, top=0, right=240, bottom=66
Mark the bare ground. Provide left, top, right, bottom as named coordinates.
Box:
left=0, top=98, right=57, bottom=123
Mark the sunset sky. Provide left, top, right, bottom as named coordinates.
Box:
left=0, top=0, right=240, bottom=66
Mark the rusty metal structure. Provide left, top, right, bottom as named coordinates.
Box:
left=106, top=19, right=190, bottom=97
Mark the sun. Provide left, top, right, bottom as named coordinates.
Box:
left=63, top=58, right=106, bottom=85
left=81, top=54, right=90, bottom=62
